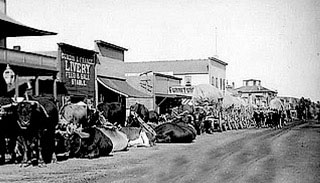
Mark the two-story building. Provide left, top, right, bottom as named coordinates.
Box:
left=124, top=57, right=228, bottom=107
left=0, top=0, right=59, bottom=99
left=125, top=57, right=227, bottom=89
left=235, top=79, right=277, bottom=108
left=126, top=70, right=188, bottom=114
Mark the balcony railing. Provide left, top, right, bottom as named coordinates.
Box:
left=0, top=47, right=57, bottom=71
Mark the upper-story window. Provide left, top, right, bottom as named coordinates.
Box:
left=220, top=78, right=222, bottom=90
left=185, top=76, right=191, bottom=86
left=216, top=78, right=218, bottom=88
left=212, top=76, right=215, bottom=86
left=223, top=79, right=225, bottom=90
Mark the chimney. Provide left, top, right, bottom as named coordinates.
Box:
left=13, top=46, right=21, bottom=51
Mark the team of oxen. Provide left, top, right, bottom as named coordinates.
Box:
left=0, top=96, right=285, bottom=166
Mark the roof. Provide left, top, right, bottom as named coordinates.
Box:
left=140, top=71, right=182, bottom=80
left=0, top=12, right=57, bottom=37
left=58, top=43, right=97, bottom=55
left=125, top=59, right=210, bottom=75
left=95, top=40, right=128, bottom=51
left=154, top=72, right=182, bottom=80
left=243, top=79, right=261, bottom=81
left=35, top=51, right=58, bottom=58
left=235, top=85, right=277, bottom=94
left=208, top=57, right=228, bottom=66
left=97, top=76, right=151, bottom=98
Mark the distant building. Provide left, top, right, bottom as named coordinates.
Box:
left=124, top=57, right=228, bottom=95
left=226, top=81, right=238, bottom=96
left=235, top=79, right=277, bottom=108
left=126, top=70, right=187, bottom=113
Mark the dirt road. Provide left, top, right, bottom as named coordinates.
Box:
left=0, top=120, right=319, bottom=183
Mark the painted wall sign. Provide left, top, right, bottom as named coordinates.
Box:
left=139, top=72, right=153, bottom=94
left=58, top=43, right=96, bottom=97
left=169, top=86, right=194, bottom=95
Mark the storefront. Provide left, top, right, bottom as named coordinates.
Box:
left=57, top=43, right=97, bottom=105
left=126, top=71, right=191, bottom=114
left=0, top=10, right=58, bottom=99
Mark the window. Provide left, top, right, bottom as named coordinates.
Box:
left=223, top=79, right=225, bottom=90
left=216, top=78, right=218, bottom=88
left=220, top=78, right=222, bottom=90
left=212, top=76, right=214, bottom=86
left=185, top=76, right=191, bottom=86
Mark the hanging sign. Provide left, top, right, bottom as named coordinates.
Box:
left=3, top=64, right=15, bottom=85
left=58, top=43, right=96, bottom=97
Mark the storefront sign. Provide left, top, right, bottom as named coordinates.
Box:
left=139, top=72, right=153, bottom=94
left=59, top=43, right=96, bottom=97
left=169, top=86, right=194, bottom=95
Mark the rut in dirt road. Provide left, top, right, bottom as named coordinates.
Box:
left=156, top=120, right=309, bottom=183
left=1, top=120, right=319, bottom=183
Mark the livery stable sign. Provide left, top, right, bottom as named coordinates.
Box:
left=58, top=43, right=96, bottom=97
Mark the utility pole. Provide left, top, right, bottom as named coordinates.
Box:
left=215, top=26, right=218, bottom=57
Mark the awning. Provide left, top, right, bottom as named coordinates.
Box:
left=181, top=98, right=193, bottom=105
left=0, top=12, right=57, bottom=37
left=97, top=76, right=151, bottom=98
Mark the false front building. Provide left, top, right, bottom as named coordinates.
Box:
left=0, top=1, right=58, bottom=99
left=124, top=57, right=228, bottom=112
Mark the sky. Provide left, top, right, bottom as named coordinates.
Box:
left=6, top=0, right=320, bottom=101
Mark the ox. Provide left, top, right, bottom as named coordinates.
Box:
left=70, top=127, right=113, bottom=159
left=55, top=127, right=113, bottom=159
left=16, top=97, right=58, bottom=166
left=120, top=127, right=153, bottom=147
left=126, top=103, right=149, bottom=127
left=155, top=122, right=197, bottom=143
left=97, top=102, right=125, bottom=126
left=59, top=101, right=91, bottom=128
left=0, top=97, right=18, bottom=165
left=55, top=110, right=127, bottom=160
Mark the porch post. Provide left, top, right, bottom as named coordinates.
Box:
left=15, top=74, right=19, bottom=97
left=35, top=75, right=39, bottom=96
left=53, top=74, right=57, bottom=101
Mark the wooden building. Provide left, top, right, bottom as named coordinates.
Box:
left=0, top=2, right=58, bottom=99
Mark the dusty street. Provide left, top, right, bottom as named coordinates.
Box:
left=0, top=120, right=319, bottom=183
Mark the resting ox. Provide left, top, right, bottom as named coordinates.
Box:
left=120, top=127, right=153, bottom=147
left=155, top=122, right=197, bottom=143
left=16, top=97, right=58, bottom=166
left=55, top=110, right=127, bottom=160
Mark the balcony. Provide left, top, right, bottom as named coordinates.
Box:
left=0, top=47, right=58, bottom=76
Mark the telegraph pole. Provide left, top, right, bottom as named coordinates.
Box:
left=215, top=26, right=218, bottom=57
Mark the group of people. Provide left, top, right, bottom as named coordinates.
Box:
left=253, top=109, right=291, bottom=129
left=160, top=102, right=295, bottom=134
